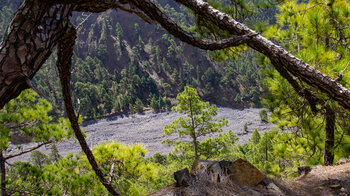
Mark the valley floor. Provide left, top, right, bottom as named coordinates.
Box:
left=8, top=107, right=274, bottom=162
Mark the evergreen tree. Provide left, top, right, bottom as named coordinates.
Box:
left=135, top=98, right=144, bottom=113
left=263, top=0, right=350, bottom=166
left=0, top=89, right=71, bottom=194
left=163, top=86, right=237, bottom=160
left=49, top=144, right=62, bottom=163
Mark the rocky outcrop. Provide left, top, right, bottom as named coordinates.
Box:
left=152, top=159, right=280, bottom=196
left=152, top=159, right=350, bottom=196
left=191, top=158, right=265, bottom=186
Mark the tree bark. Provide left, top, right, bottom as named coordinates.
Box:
left=0, top=0, right=74, bottom=109
left=172, top=0, right=350, bottom=110
left=0, top=0, right=348, bottom=192
left=324, top=106, right=335, bottom=166
left=56, top=25, right=119, bottom=196
left=1, top=0, right=350, bottom=111
left=0, top=151, right=7, bottom=196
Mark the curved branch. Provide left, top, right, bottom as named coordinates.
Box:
left=172, top=0, right=350, bottom=110
left=56, top=24, right=119, bottom=196
left=128, top=0, right=256, bottom=50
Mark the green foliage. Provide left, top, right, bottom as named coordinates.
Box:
left=261, top=0, right=350, bottom=166
left=163, top=86, right=237, bottom=159
left=30, top=151, right=51, bottom=169
left=49, top=144, right=62, bottom=163
left=135, top=98, right=144, bottom=113
left=0, top=89, right=71, bottom=194
left=0, top=89, right=71, bottom=150
left=198, top=130, right=238, bottom=160
left=259, top=109, right=268, bottom=122
left=7, top=142, right=167, bottom=195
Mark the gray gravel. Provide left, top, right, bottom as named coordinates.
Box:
left=7, top=107, right=274, bottom=162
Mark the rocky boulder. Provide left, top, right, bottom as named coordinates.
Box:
left=228, top=158, right=265, bottom=186
left=191, top=158, right=265, bottom=186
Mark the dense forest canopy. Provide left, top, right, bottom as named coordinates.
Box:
left=0, top=0, right=350, bottom=195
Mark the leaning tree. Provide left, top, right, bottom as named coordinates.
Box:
left=1, top=0, right=350, bottom=195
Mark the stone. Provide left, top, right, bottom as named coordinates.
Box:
left=336, top=158, right=350, bottom=165
left=228, top=158, right=265, bottom=186
left=191, top=159, right=216, bottom=174
left=174, top=168, right=191, bottom=187
left=207, top=160, right=233, bottom=183
left=266, top=182, right=284, bottom=196
left=329, top=184, right=342, bottom=190
left=298, top=166, right=312, bottom=176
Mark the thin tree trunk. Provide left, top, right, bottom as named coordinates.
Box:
left=56, top=25, right=119, bottom=196
left=265, top=137, right=268, bottom=161
left=324, top=106, right=335, bottom=166
left=189, top=99, right=199, bottom=160
left=193, top=135, right=199, bottom=160
left=0, top=151, right=7, bottom=196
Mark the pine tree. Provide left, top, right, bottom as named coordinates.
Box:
left=163, top=86, right=236, bottom=160
left=263, top=0, right=350, bottom=166
left=135, top=98, right=144, bottom=113
left=0, top=89, right=70, bottom=194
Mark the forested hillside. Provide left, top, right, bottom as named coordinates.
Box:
left=1, top=0, right=350, bottom=195
left=0, top=0, right=263, bottom=119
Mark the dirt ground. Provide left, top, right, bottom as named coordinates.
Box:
left=281, top=160, right=350, bottom=195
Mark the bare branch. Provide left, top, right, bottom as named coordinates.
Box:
left=115, top=2, right=155, bottom=24
left=3, top=121, right=38, bottom=129
left=76, top=13, right=92, bottom=30
left=5, top=141, right=53, bottom=160
left=25, top=77, right=47, bottom=100
left=108, top=160, right=116, bottom=184
left=129, top=0, right=256, bottom=51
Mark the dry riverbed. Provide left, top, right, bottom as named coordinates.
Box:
left=7, top=107, right=274, bottom=162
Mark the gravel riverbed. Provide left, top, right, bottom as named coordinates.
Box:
left=7, top=107, right=274, bottom=162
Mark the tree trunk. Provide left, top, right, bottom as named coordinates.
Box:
left=324, top=106, right=335, bottom=166
left=56, top=25, right=119, bottom=196
left=0, top=0, right=74, bottom=109
left=193, top=136, right=199, bottom=160
left=0, top=151, right=6, bottom=196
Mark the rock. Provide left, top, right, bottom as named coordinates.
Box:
left=191, top=159, right=216, bottom=174
left=174, top=168, right=191, bottom=187
left=336, top=158, right=350, bottom=165
left=266, top=182, right=285, bottom=196
left=329, top=184, right=342, bottom=190
left=228, top=158, right=265, bottom=186
left=298, top=166, right=312, bottom=176
left=207, top=160, right=233, bottom=183
left=191, top=159, right=265, bottom=186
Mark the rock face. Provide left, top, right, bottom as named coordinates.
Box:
left=229, top=158, right=266, bottom=186
left=191, top=159, right=265, bottom=186
left=174, top=168, right=191, bottom=187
